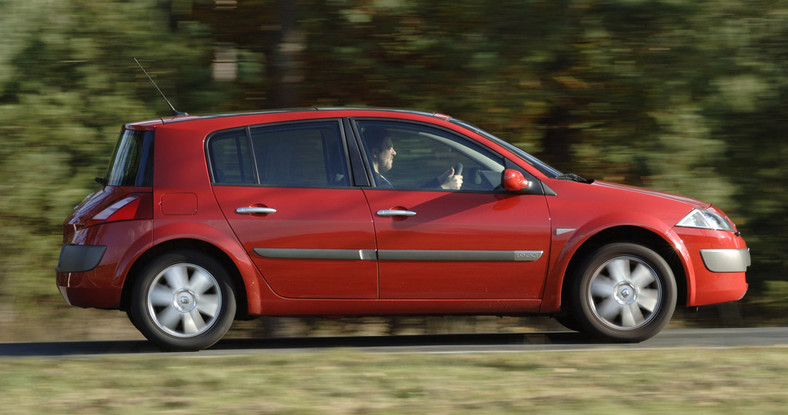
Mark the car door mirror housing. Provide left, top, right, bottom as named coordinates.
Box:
left=502, top=169, right=532, bottom=193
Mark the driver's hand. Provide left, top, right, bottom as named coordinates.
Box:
left=438, top=167, right=463, bottom=190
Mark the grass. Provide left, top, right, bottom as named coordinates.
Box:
left=2, top=347, right=788, bottom=414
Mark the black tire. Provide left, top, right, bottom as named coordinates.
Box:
left=129, top=249, right=236, bottom=351
left=554, top=312, right=582, bottom=332
left=569, top=243, right=676, bottom=342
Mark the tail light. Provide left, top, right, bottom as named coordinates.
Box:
left=86, top=193, right=153, bottom=227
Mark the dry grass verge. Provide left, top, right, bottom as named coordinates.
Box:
left=1, top=347, right=787, bottom=414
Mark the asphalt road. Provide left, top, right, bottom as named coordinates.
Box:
left=1, top=327, right=786, bottom=358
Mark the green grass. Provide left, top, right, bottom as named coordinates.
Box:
left=2, top=347, right=788, bottom=414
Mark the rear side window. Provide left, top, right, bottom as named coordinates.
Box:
left=251, top=121, right=349, bottom=187
left=208, top=129, right=256, bottom=184
left=208, top=120, right=350, bottom=188
left=106, top=129, right=154, bottom=187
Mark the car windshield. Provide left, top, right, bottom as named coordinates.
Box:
left=106, top=129, right=154, bottom=186
left=451, top=118, right=562, bottom=178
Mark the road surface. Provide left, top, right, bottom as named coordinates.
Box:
left=0, top=327, right=786, bottom=358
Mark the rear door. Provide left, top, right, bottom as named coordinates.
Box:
left=354, top=119, right=551, bottom=299
left=209, top=120, right=377, bottom=299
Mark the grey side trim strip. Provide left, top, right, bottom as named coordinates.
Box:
left=700, top=248, right=751, bottom=273
left=253, top=248, right=544, bottom=262
left=254, top=248, right=377, bottom=261
left=378, top=250, right=543, bottom=262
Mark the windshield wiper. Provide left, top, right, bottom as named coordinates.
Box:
left=556, top=173, right=594, bottom=184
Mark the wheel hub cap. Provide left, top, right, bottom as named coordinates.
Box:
left=173, top=289, right=196, bottom=313
left=615, top=283, right=637, bottom=305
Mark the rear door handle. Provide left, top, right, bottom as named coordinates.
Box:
left=236, top=207, right=277, bottom=215
left=376, top=209, right=416, bottom=217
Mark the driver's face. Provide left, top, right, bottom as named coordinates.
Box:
left=376, top=138, right=396, bottom=173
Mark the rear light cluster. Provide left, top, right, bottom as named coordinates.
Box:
left=86, top=193, right=153, bottom=227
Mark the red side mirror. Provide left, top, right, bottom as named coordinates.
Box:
left=502, top=169, right=531, bottom=192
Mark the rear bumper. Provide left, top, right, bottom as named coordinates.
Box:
left=56, top=243, right=119, bottom=308
left=56, top=244, right=106, bottom=273
left=56, top=220, right=152, bottom=309
left=56, top=280, right=122, bottom=309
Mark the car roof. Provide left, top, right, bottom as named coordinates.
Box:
left=124, top=108, right=454, bottom=131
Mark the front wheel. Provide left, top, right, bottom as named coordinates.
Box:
left=570, top=243, right=677, bottom=342
left=129, top=250, right=236, bottom=351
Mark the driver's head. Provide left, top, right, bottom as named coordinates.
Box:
left=364, top=126, right=396, bottom=173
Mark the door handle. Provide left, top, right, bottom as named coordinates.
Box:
left=376, top=209, right=416, bottom=217
left=236, top=207, right=277, bottom=215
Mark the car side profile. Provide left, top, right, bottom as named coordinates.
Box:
left=56, top=108, right=750, bottom=351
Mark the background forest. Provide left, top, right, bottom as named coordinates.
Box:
left=0, top=0, right=785, bottom=340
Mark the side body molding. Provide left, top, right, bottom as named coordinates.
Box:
left=254, top=248, right=376, bottom=261
left=254, top=248, right=544, bottom=262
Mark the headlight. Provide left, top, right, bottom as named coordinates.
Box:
left=676, top=208, right=735, bottom=231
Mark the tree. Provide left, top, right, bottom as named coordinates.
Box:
left=0, top=0, right=229, bottom=335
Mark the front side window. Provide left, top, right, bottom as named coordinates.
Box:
left=356, top=120, right=505, bottom=192
left=106, top=129, right=154, bottom=187
left=451, top=118, right=562, bottom=178
left=208, top=120, right=350, bottom=188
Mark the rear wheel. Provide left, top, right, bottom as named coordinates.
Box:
left=570, top=243, right=676, bottom=342
left=129, top=250, right=236, bottom=351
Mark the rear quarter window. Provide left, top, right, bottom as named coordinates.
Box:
left=207, top=129, right=256, bottom=184
left=106, top=129, right=154, bottom=187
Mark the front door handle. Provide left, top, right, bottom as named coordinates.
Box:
left=236, top=207, right=277, bottom=215
left=376, top=209, right=416, bottom=217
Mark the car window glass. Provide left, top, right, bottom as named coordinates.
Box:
left=107, top=129, right=154, bottom=187
left=356, top=120, right=505, bottom=191
left=208, top=129, right=256, bottom=184
left=250, top=121, right=350, bottom=187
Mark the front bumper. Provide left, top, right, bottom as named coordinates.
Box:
left=700, top=248, right=751, bottom=273
left=673, top=227, right=749, bottom=306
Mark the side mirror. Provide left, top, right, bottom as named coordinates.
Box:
left=502, top=169, right=532, bottom=192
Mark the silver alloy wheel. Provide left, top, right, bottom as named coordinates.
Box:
left=146, top=263, right=223, bottom=338
left=588, top=255, right=663, bottom=330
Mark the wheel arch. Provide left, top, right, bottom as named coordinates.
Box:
left=119, top=238, right=250, bottom=319
left=559, top=226, right=687, bottom=313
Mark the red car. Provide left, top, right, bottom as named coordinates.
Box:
left=56, top=108, right=749, bottom=351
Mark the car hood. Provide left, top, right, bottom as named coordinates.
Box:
left=591, top=181, right=711, bottom=210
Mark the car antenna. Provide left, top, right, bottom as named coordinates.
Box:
left=134, top=58, right=188, bottom=117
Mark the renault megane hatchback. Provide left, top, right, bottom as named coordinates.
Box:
left=56, top=108, right=750, bottom=351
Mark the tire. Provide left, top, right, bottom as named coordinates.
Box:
left=129, top=250, right=236, bottom=351
left=554, top=312, right=581, bottom=332
left=570, top=243, right=676, bottom=342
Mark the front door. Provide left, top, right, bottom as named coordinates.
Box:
left=355, top=119, right=551, bottom=299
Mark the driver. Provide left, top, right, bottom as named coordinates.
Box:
left=364, top=126, right=463, bottom=190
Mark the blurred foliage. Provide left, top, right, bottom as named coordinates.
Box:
left=0, top=0, right=785, bottom=336
left=0, top=0, right=231, bottom=316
